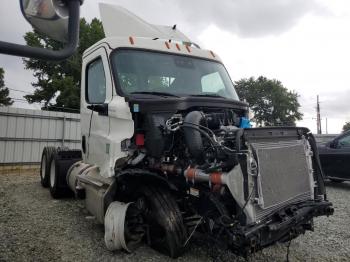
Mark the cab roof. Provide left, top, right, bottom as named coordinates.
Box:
left=82, top=3, right=222, bottom=62
left=83, top=36, right=221, bottom=63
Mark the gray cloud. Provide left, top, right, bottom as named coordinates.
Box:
left=319, top=91, right=350, bottom=119
left=176, top=0, right=329, bottom=37
left=0, top=1, right=30, bottom=44
left=84, top=0, right=329, bottom=38
left=299, top=91, right=350, bottom=122
left=0, top=0, right=36, bottom=107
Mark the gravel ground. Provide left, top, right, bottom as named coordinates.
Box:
left=0, top=172, right=349, bottom=262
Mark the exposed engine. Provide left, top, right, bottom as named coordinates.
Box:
left=113, top=108, right=333, bottom=255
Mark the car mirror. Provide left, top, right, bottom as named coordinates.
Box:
left=0, top=0, right=82, bottom=61
left=20, top=0, right=69, bottom=42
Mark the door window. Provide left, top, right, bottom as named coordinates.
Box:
left=338, top=134, right=350, bottom=147
left=86, top=58, right=106, bottom=104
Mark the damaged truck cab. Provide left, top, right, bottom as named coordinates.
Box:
left=1, top=1, right=333, bottom=258
left=54, top=5, right=333, bottom=257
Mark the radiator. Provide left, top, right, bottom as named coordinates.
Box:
left=251, top=139, right=314, bottom=221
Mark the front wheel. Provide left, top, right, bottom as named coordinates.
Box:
left=139, top=186, right=187, bottom=258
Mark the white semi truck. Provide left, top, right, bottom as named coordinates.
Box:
left=1, top=0, right=333, bottom=258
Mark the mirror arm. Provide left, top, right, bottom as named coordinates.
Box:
left=0, top=0, right=80, bottom=61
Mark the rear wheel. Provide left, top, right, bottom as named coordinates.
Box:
left=40, top=147, right=56, bottom=187
left=49, top=153, right=72, bottom=198
left=49, top=157, right=61, bottom=198
left=139, top=186, right=187, bottom=258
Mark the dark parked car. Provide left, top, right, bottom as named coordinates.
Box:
left=318, top=130, right=350, bottom=182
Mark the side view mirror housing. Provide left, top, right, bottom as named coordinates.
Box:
left=0, top=0, right=83, bottom=61
left=20, top=0, right=69, bottom=42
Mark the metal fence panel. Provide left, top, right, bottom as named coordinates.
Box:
left=0, top=107, right=81, bottom=164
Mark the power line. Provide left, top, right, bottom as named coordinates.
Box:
left=5, top=79, right=35, bottom=93
left=8, top=87, right=31, bottom=94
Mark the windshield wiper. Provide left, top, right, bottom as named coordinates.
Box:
left=130, top=91, right=180, bottom=97
left=189, top=94, right=226, bottom=99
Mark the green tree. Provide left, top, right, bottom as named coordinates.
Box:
left=0, top=68, right=14, bottom=106
left=343, top=122, right=350, bottom=132
left=23, top=18, right=105, bottom=112
left=234, top=76, right=302, bottom=126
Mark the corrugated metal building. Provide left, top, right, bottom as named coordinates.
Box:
left=0, top=107, right=81, bottom=164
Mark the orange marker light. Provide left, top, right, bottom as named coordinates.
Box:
left=129, top=36, right=134, bottom=45
left=210, top=50, right=216, bottom=58
left=165, top=41, right=170, bottom=49
left=185, top=45, right=191, bottom=53
left=176, top=43, right=181, bottom=51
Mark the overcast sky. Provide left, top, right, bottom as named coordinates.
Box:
left=0, top=0, right=349, bottom=133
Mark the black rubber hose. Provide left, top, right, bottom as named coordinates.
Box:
left=235, top=128, right=244, bottom=152
left=307, top=133, right=327, bottom=200
left=183, top=111, right=205, bottom=160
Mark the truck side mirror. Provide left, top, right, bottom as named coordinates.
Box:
left=0, top=0, right=83, bottom=61
left=21, top=0, right=69, bottom=42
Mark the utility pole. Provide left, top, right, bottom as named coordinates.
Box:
left=317, top=95, right=322, bottom=134
left=326, top=118, right=328, bottom=134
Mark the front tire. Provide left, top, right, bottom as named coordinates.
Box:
left=140, top=186, right=187, bottom=258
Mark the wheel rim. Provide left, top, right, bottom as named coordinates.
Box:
left=50, top=160, right=56, bottom=188
left=41, top=156, right=46, bottom=180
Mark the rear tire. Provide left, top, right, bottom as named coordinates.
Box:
left=49, top=156, right=61, bottom=198
left=139, top=186, right=187, bottom=258
left=49, top=153, right=72, bottom=199
left=40, top=147, right=57, bottom=187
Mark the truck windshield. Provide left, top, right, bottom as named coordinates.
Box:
left=111, top=50, right=239, bottom=100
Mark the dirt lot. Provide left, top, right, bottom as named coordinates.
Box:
left=0, top=172, right=349, bottom=262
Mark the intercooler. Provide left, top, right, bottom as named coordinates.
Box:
left=251, top=139, right=314, bottom=222
left=226, top=137, right=315, bottom=224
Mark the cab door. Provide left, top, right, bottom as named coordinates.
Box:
left=81, top=47, right=112, bottom=177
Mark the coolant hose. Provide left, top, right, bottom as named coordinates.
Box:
left=183, top=111, right=205, bottom=160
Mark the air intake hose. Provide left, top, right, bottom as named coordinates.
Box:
left=183, top=111, right=205, bottom=160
